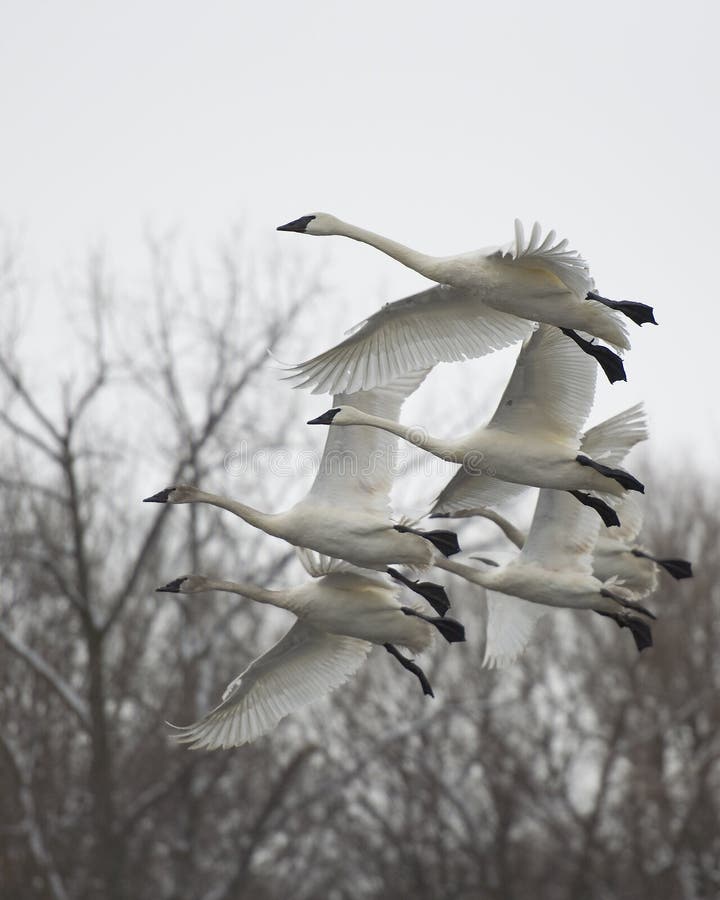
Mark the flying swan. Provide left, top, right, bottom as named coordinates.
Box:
left=449, top=491, right=693, bottom=597
left=277, top=213, right=656, bottom=393
left=308, top=325, right=644, bottom=528
left=145, top=370, right=459, bottom=611
left=430, top=404, right=656, bottom=667
left=156, top=551, right=465, bottom=749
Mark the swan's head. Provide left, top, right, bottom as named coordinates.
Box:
left=307, top=406, right=360, bottom=426
left=276, top=212, right=342, bottom=236
left=143, top=483, right=201, bottom=504
left=156, top=574, right=212, bottom=594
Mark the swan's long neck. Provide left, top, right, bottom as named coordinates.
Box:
left=433, top=555, right=496, bottom=588
left=193, top=490, right=283, bottom=537
left=334, top=220, right=441, bottom=281
left=202, top=578, right=301, bottom=615
left=343, top=410, right=461, bottom=462
left=464, top=508, right=526, bottom=550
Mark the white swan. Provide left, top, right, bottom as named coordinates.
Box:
left=593, top=495, right=693, bottom=591
left=431, top=404, right=655, bottom=667
left=434, top=499, right=655, bottom=669
left=278, top=213, right=656, bottom=393
left=431, top=400, right=646, bottom=526
left=156, top=559, right=465, bottom=749
left=463, top=493, right=692, bottom=596
left=309, top=325, right=644, bottom=528
left=144, top=370, right=459, bottom=610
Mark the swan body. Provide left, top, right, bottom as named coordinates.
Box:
left=145, top=371, right=459, bottom=577
left=148, top=486, right=438, bottom=571
left=593, top=535, right=659, bottom=595
left=430, top=404, right=655, bottom=667
left=310, top=326, right=643, bottom=524
left=428, top=348, right=646, bottom=520
left=435, top=493, right=654, bottom=669
left=165, top=572, right=434, bottom=652
left=439, top=555, right=621, bottom=613
left=433, top=406, right=691, bottom=596
left=591, top=494, right=692, bottom=591
left=277, top=213, right=653, bottom=394
left=447, top=502, right=667, bottom=595
left=314, top=409, right=628, bottom=495
left=157, top=565, right=465, bottom=749
left=441, top=495, right=692, bottom=598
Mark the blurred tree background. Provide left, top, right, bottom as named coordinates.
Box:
left=0, top=237, right=715, bottom=900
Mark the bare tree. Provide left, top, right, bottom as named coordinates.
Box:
left=0, top=234, right=715, bottom=900
left=0, top=237, right=318, bottom=900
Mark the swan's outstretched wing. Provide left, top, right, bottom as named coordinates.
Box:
left=492, top=221, right=629, bottom=349
left=581, top=403, right=648, bottom=467
left=497, top=220, right=594, bottom=299
left=171, top=622, right=371, bottom=750
left=483, top=591, right=547, bottom=668
left=487, top=324, right=597, bottom=441
left=282, top=285, right=534, bottom=395
left=430, top=471, right=528, bottom=516
left=520, top=489, right=601, bottom=577
left=430, top=325, right=596, bottom=515
left=307, top=369, right=429, bottom=516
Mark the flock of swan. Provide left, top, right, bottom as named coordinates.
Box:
left=146, top=213, right=691, bottom=750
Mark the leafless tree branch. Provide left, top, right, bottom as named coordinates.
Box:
left=0, top=623, right=91, bottom=728
left=0, top=733, right=70, bottom=900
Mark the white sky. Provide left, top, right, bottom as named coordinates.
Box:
left=2, top=0, right=719, bottom=473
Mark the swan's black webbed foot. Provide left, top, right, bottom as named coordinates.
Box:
left=587, top=291, right=657, bottom=326
left=384, top=643, right=435, bottom=697
left=594, top=610, right=654, bottom=652
left=656, top=558, right=693, bottom=579
left=386, top=567, right=450, bottom=616
left=569, top=490, right=621, bottom=527
left=576, top=454, right=645, bottom=493
left=394, top=524, right=461, bottom=557
left=560, top=328, right=627, bottom=384
left=600, top=588, right=657, bottom=620
left=632, top=550, right=693, bottom=580
left=400, top=606, right=466, bottom=643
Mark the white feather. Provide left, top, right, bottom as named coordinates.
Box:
left=277, top=214, right=631, bottom=395
left=172, top=623, right=371, bottom=750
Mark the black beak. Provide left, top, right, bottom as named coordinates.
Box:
left=156, top=577, right=186, bottom=593
left=307, top=408, right=341, bottom=426
left=143, top=488, right=172, bottom=503
left=277, top=214, right=315, bottom=233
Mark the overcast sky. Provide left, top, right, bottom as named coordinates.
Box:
left=2, top=0, right=719, bottom=476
